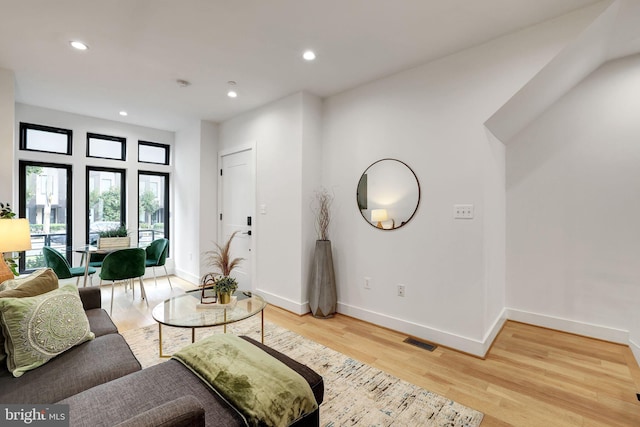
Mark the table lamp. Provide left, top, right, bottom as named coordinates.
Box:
left=371, top=209, right=388, bottom=229
left=0, top=219, right=32, bottom=283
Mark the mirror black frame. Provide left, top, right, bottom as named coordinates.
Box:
left=356, top=158, right=420, bottom=230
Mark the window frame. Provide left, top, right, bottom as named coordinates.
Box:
left=138, top=140, right=170, bottom=165
left=19, top=122, right=73, bottom=155
left=18, top=160, right=73, bottom=273
left=138, top=170, right=170, bottom=248
left=86, top=166, right=127, bottom=245
left=86, top=132, right=127, bottom=161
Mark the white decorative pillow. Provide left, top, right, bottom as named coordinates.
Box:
left=0, top=284, right=95, bottom=377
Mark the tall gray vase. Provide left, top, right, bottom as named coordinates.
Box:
left=309, top=240, right=337, bottom=318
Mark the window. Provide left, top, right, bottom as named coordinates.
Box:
left=87, top=133, right=126, bottom=160
left=138, top=171, right=169, bottom=247
left=18, top=161, right=73, bottom=272
left=19, top=123, right=72, bottom=155
left=138, top=141, right=170, bottom=165
left=86, top=167, right=126, bottom=245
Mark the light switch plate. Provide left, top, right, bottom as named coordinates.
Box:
left=454, top=204, right=474, bottom=219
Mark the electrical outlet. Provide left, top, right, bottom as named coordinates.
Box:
left=364, top=277, right=371, bottom=289
left=397, top=284, right=405, bottom=297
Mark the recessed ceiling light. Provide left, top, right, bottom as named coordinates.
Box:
left=303, top=50, right=316, bottom=61
left=70, top=41, right=88, bottom=51
left=227, top=81, right=237, bottom=98
left=119, top=111, right=128, bottom=116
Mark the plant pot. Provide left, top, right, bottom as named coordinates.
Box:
left=217, top=291, right=232, bottom=304
left=98, top=236, right=131, bottom=249
left=309, top=240, right=337, bottom=318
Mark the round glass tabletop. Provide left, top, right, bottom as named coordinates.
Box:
left=152, top=289, right=267, bottom=328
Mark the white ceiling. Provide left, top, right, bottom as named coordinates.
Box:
left=0, top=0, right=604, bottom=131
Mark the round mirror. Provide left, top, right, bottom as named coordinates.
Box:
left=356, top=159, right=420, bottom=230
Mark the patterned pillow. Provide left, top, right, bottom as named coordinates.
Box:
left=0, top=284, right=95, bottom=377
left=0, top=268, right=59, bottom=364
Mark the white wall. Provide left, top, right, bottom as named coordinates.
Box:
left=15, top=104, right=174, bottom=265
left=174, top=120, right=219, bottom=283
left=320, top=9, right=595, bottom=356
left=506, top=54, right=640, bottom=348
left=300, top=93, right=323, bottom=304
left=218, top=92, right=322, bottom=314
left=0, top=69, right=15, bottom=204
left=199, top=120, right=219, bottom=278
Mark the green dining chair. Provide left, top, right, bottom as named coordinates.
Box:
left=88, top=252, right=107, bottom=286
left=99, top=248, right=147, bottom=315
left=145, top=238, right=172, bottom=289
left=43, top=246, right=96, bottom=286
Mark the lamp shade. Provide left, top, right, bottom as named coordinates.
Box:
left=0, top=219, right=32, bottom=253
left=370, top=209, right=388, bottom=223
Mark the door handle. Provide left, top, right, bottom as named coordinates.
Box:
left=242, top=230, right=252, bottom=236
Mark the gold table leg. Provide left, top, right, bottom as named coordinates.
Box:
left=158, top=323, right=170, bottom=358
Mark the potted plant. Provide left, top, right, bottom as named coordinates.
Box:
left=309, top=188, right=337, bottom=318
left=201, top=231, right=244, bottom=304
left=98, top=224, right=130, bottom=249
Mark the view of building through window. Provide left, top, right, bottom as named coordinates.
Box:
left=139, top=172, right=168, bottom=247
left=19, top=162, right=71, bottom=270
left=87, top=168, right=125, bottom=245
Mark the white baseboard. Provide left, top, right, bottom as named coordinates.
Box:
left=174, top=268, right=199, bottom=285
left=337, top=302, right=506, bottom=358
left=257, top=288, right=310, bottom=315
left=505, top=308, right=629, bottom=344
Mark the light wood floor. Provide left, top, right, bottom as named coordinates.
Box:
left=102, top=276, right=640, bottom=426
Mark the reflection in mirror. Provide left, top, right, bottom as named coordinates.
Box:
left=357, top=159, right=420, bottom=230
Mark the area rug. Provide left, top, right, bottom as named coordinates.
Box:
left=121, top=317, right=484, bottom=427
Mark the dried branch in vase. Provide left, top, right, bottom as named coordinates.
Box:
left=312, top=188, right=333, bottom=241
left=203, top=230, right=244, bottom=276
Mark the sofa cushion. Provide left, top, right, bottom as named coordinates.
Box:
left=0, top=333, right=141, bottom=403
left=113, top=395, right=205, bottom=427
left=0, top=284, right=94, bottom=377
left=85, top=308, right=119, bottom=337
left=0, top=268, right=58, bottom=297
left=61, top=359, right=246, bottom=427
left=78, top=286, right=102, bottom=311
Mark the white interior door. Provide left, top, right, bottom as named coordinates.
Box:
left=219, top=146, right=255, bottom=290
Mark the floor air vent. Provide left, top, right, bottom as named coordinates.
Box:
left=403, top=337, right=437, bottom=352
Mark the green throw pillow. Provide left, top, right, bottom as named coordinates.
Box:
left=0, top=284, right=95, bottom=377
left=0, top=268, right=59, bottom=364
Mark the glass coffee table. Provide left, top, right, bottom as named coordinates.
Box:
left=151, top=289, right=267, bottom=357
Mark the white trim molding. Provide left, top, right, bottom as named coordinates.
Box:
left=257, top=288, right=310, bottom=315
left=174, top=269, right=200, bottom=286
left=337, top=302, right=507, bottom=358
left=505, top=308, right=629, bottom=344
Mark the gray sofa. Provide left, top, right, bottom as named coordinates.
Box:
left=0, top=287, right=324, bottom=426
